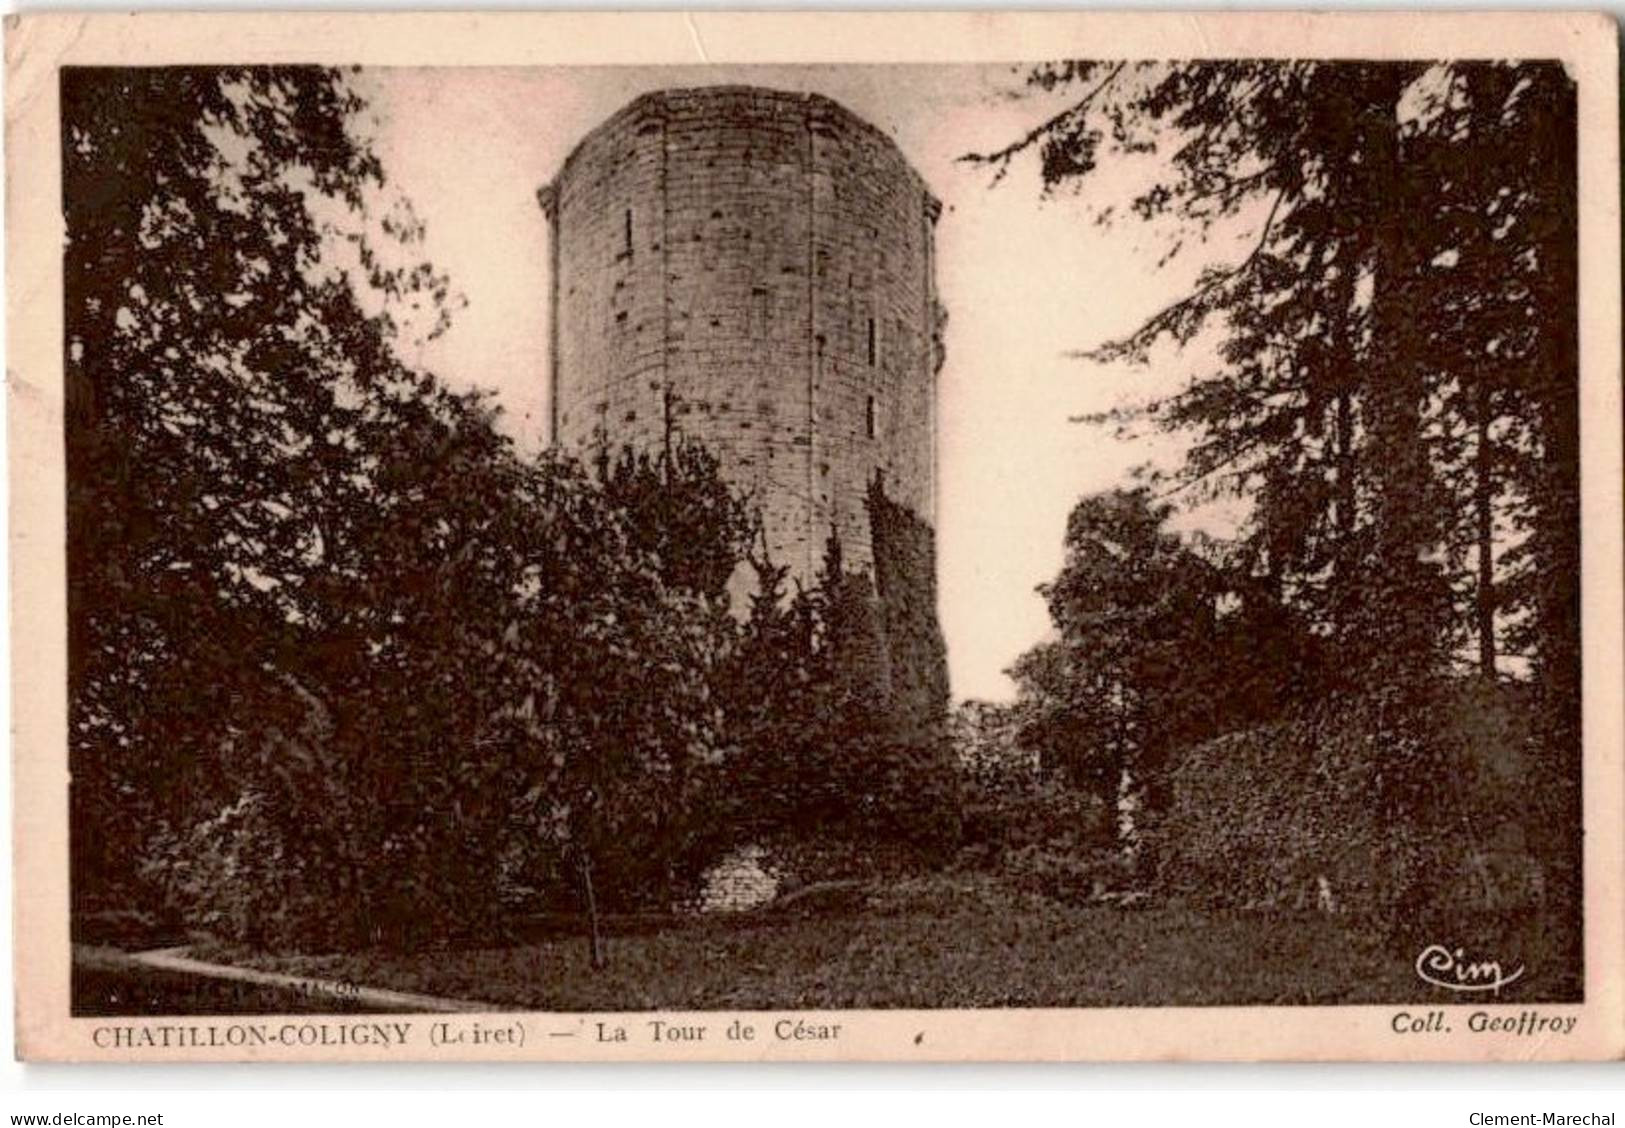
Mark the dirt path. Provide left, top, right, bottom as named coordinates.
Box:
left=77, top=944, right=497, bottom=1014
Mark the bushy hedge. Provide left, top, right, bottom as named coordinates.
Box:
left=955, top=745, right=1119, bottom=904
left=1149, top=680, right=1561, bottom=922
left=960, top=773, right=1112, bottom=858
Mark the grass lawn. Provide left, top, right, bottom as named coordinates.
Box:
left=195, top=895, right=1579, bottom=1011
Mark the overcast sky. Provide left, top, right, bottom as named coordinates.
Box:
left=354, top=65, right=1252, bottom=702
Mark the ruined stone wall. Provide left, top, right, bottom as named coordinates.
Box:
left=542, top=86, right=940, bottom=583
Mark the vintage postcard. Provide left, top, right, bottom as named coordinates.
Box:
left=8, top=10, right=1622, bottom=1063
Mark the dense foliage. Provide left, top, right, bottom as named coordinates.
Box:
left=710, top=532, right=961, bottom=869
left=971, top=61, right=1578, bottom=703
left=983, top=61, right=1580, bottom=932
left=66, top=66, right=954, bottom=954
left=65, top=64, right=461, bottom=930
left=1008, top=489, right=1319, bottom=820
left=1150, top=682, right=1551, bottom=917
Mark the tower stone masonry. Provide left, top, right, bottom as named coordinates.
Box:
left=540, top=85, right=949, bottom=722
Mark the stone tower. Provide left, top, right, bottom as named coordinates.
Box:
left=539, top=85, right=943, bottom=581
left=540, top=86, right=948, bottom=722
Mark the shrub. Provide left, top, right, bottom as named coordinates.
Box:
left=851, top=727, right=964, bottom=859
left=961, top=773, right=1111, bottom=856
left=1148, top=679, right=1559, bottom=923
left=956, top=757, right=1119, bottom=903
left=140, top=791, right=351, bottom=951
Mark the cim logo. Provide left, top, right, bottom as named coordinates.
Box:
left=1416, top=944, right=1526, bottom=994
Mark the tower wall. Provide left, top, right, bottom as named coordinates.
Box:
left=542, top=87, right=940, bottom=583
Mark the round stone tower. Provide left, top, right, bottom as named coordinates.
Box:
left=538, top=86, right=943, bottom=583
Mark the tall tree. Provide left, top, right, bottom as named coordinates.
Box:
left=1009, top=488, right=1220, bottom=821
left=62, top=65, right=457, bottom=909
left=969, top=61, right=1576, bottom=694
left=1423, top=64, right=1580, bottom=710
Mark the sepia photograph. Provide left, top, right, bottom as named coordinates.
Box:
left=8, top=10, right=1622, bottom=1064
